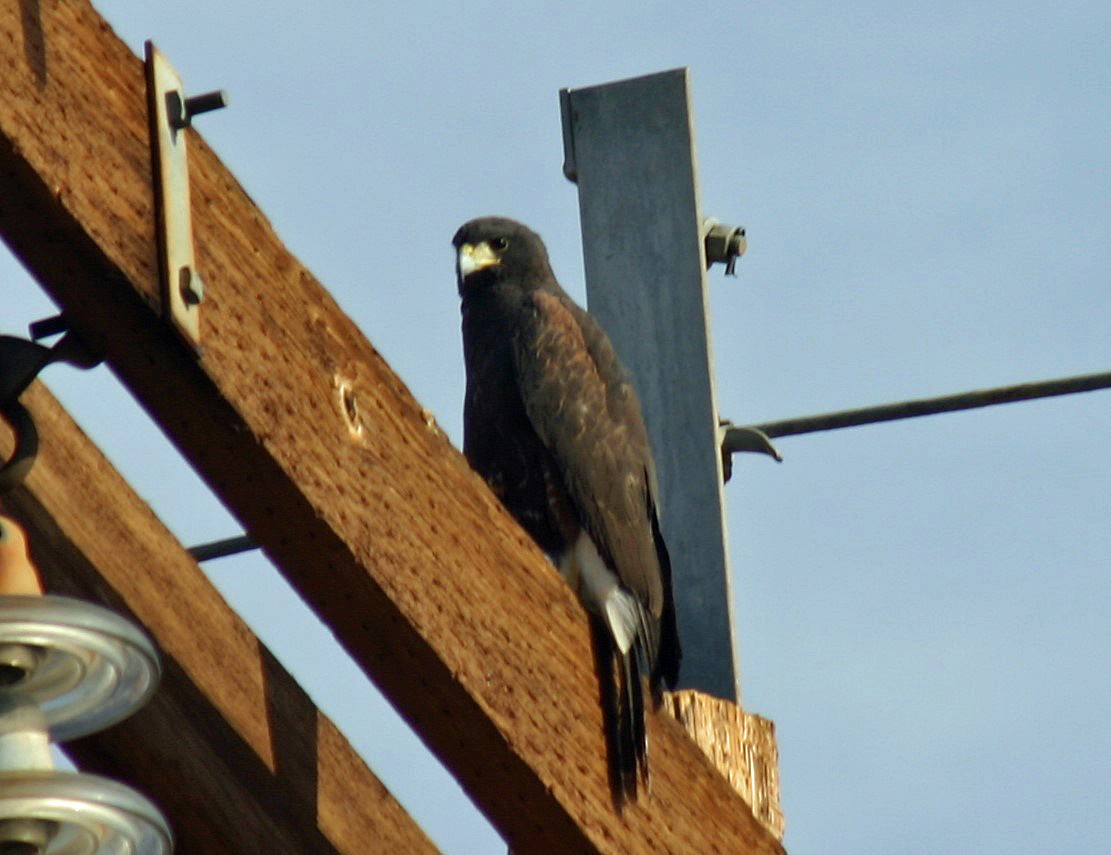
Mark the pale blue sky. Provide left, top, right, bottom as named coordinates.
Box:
left=4, top=2, right=1110, bottom=853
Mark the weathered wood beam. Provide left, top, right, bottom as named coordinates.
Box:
left=0, top=383, right=439, bottom=854
left=0, top=2, right=786, bottom=852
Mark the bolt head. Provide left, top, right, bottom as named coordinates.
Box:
left=179, top=266, right=205, bottom=306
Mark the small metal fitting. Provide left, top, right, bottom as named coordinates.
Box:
left=146, top=41, right=227, bottom=349
left=179, top=265, right=204, bottom=306
left=703, top=218, right=747, bottom=276
left=167, top=89, right=228, bottom=131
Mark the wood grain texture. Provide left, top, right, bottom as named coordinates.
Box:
left=666, top=690, right=785, bottom=841
left=0, top=384, right=439, bottom=854
left=0, top=2, right=787, bottom=852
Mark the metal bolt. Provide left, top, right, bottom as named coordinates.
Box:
left=167, top=89, right=228, bottom=131
left=27, top=315, right=68, bottom=341
left=184, top=90, right=229, bottom=120
left=703, top=218, right=747, bottom=276
left=179, top=266, right=204, bottom=306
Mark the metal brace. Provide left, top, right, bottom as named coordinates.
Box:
left=143, top=41, right=227, bottom=351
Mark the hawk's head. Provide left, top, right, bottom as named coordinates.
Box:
left=452, top=217, right=553, bottom=297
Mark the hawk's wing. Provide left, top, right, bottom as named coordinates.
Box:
left=511, top=289, right=666, bottom=629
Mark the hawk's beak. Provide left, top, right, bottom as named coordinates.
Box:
left=457, top=242, right=501, bottom=279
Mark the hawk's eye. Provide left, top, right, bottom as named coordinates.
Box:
left=489, top=237, right=510, bottom=252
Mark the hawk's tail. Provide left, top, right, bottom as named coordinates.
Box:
left=592, top=618, right=648, bottom=805
left=620, top=644, right=649, bottom=796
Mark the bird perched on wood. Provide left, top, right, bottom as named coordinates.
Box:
left=453, top=216, right=680, bottom=801
left=0, top=514, right=45, bottom=596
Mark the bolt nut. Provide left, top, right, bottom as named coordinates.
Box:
left=179, top=266, right=205, bottom=306
left=703, top=219, right=747, bottom=275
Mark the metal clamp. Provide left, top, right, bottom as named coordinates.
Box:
left=0, top=320, right=102, bottom=491
left=144, top=41, right=227, bottom=351
left=719, top=422, right=781, bottom=483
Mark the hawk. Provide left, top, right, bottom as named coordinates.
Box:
left=453, top=216, right=681, bottom=800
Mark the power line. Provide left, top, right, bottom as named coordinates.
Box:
left=723, top=369, right=1111, bottom=458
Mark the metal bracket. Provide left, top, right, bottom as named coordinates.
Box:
left=0, top=319, right=102, bottom=491
left=718, top=422, right=782, bottom=483
left=143, top=41, right=227, bottom=351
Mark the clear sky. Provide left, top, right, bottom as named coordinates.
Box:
left=4, top=2, right=1110, bottom=853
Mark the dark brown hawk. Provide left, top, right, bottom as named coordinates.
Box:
left=453, top=216, right=681, bottom=801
